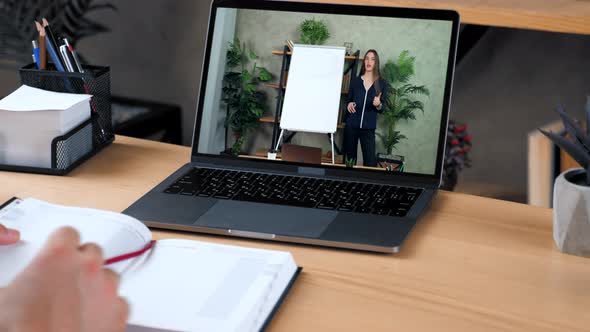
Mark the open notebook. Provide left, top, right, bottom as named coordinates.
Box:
left=0, top=198, right=300, bottom=332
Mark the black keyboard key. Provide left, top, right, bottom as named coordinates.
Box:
left=355, top=206, right=372, bottom=214
left=404, top=192, right=422, bottom=202
left=360, top=199, right=374, bottom=209
left=323, top=189, right=335, bottom=198
left=373, top=197, right=389, bottom=209
left=373, top=187, right=388, bottom=199
left=274, top=193, right=289, bottom=202
left=194, top=168, right=209, bottom=176
left=256, top=191, right=272, bottom=200
left=317, top=199, right=337, bottom=210
left=373, top=208, right=391, bottom=216
left=178, top=177, right=192, bottom=184
left=390, top=208, right=409, bottom=217
left=180, top=188, right=196, bottom=196
left=233, top=191, right=260, bottom=202
left=398, top=202, right=411, bottom=208
left=213, top=191, right=233, bottom=199
left=285, top=198, right=316, bottom=208
left=306, top=195, right=320, bottom=204
left=198, top=187, right=218, bottom=197
left=337, top=202, right=354, bottom=212
left=164, top=186, right=181, bottom=194
left=390, top=192, right=403, bottom=201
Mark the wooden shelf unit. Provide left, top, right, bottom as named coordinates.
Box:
left=263, top=82, right=349, bottom=95
left=272, top=50, right=364, bottom=60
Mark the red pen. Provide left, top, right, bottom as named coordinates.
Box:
left=104, top=240, right=156, bottom=266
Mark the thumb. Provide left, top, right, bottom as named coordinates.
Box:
left=0, top=224, right=20, bottom=245
left=377, top=92, right=382, bottom=99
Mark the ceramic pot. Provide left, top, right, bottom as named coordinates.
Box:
left=553, top=168, right=590, bottom=257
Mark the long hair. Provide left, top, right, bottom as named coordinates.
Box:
left=360, top=49, right=382, bottom=94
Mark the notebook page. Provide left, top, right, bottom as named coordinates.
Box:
left=121, top=239, right=296, bottom=332
left=249, top=254, right=298, bottom=331
left=0, top=198, right=151, bottom=286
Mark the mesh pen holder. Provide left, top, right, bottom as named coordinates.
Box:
left=0, top=63, right=114, bottom=175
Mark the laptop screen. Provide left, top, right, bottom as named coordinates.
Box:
left=195, top=1, right=457, bottom=178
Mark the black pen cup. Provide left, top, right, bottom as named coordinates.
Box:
left=0, top=63, right=114, bottom=175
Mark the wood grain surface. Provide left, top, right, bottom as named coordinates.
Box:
left=1, top=136, right=588, bottom=331
left=299, top=0, right=590, bottom=35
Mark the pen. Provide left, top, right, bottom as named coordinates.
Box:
left=59, top=44, right=75, bottom=72
left=42, top=18, right=67, bottom=68
left=103, top=240, right=156, bottom=266
left=64, top=38, right=84, bottom=73
left=32, top=41, right=40, bottom=69
left=45, top=35, right=66, bottom=72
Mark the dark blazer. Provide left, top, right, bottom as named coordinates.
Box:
left=345, top=76, right=388, bottom=130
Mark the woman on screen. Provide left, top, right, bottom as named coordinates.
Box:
left=343, top=49, right=387, bottom=167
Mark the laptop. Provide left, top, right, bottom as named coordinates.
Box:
left=124, top=0, right=459, bottom=253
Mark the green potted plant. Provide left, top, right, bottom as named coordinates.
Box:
left=298, top=18, right=330, bottom=45
left=344, top=156, right=356, bottom=168
left=539, top=98, right=590, bottom=256
left=222, top=38, right=272, bottom=155
left=377, top=50, right=429, bottom=169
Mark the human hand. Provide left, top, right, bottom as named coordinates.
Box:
left=373, top=93, right=382, bottom=107
left=0, top=224, right=19, bottom=245
left=347, top=102, right=357, bottom=113
left=0, top=227, right=128, bottom=332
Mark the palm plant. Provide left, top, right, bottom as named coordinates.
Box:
left=222, top=38, right=272, bottom=155
left=378, top=50, right=430, bottom=155
left=0, top=0, right=116, bottom=66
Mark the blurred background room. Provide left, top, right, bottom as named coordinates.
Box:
left=1, top=0, right=589, bottom=205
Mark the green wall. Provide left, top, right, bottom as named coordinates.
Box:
left=234, top=9, right=452, bottom=175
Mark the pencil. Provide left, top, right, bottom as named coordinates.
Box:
left=35, top=21, right=47, bottom=70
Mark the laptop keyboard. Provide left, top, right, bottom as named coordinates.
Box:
left=163, top=167, right=423, bottom=217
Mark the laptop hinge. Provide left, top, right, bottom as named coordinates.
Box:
left=190, top=159, right=440, bottom=189
left=427, top=183, right=440, bottom=190
left=297, top=167, right=325, bottom=177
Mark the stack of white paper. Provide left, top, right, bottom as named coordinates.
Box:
left=0, top=85, right=92, bottom=168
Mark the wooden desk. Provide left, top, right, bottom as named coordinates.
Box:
left=1, top=136, right=588, bottom=331
left=302, top=0, right=590, bottom=35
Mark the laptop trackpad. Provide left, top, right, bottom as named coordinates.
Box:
left=194, top=200, right=337, bottom=238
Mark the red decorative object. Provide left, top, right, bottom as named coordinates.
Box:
left=443, top=120, right=472, bottom=191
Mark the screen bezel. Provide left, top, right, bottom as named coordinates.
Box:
left=191, top=0, right=460, bottom=187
